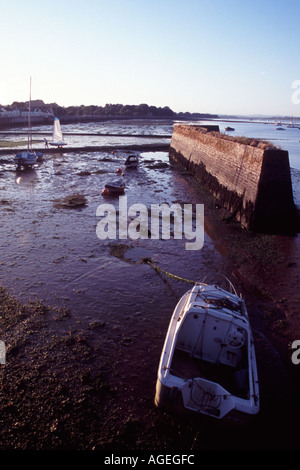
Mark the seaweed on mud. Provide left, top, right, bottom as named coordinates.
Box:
left=108, top=242, right=131, bottom=260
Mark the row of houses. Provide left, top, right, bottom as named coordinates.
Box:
left=0, top=107, right=54, bottom=127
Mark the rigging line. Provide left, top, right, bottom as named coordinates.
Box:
left=141, top=257, right=197, bottom=285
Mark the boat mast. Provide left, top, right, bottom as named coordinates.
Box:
left=28, top=77, right=32, bottom=151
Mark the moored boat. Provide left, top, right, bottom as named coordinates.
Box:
left=155, top=279, right=259, bottom=425
left=14, top=151, right=37, bottom=168
left=125, top=155, right=139, bottom=168
left=14, top=77, right=42, bottom=169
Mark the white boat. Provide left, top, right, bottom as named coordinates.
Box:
left=155, top=279, right=260, bottom=425
left=14, top=78, right=42, bottom=169
left=48, top=117, right=67, bottom=147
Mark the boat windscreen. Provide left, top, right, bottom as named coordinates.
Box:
left=203, top=296, right=243, bottom=313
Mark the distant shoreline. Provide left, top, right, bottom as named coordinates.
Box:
left=1, top=114, right=298, bottom=132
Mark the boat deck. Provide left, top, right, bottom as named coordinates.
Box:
left=170, top=349, right=249, bottom=399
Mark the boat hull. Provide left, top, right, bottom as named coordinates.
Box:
left=48, top=142, right=67, bottom=147
left=103, top=179, right=125, bottom=195
left=105, top=185, right=125, bottom=193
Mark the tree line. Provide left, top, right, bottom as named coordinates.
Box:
left=4, top=100, right=218, bottom=120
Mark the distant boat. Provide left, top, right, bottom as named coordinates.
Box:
left=225, top=126, right=235, bottom=132
left=102, top=179, right=125, bottom=196
left=14, top=78, right=42, bottom=169
left=48, top=117, right=67, bottom=148
left=125, top=155, right=139, bottom=168
left=286, top=116, right=297, bottom=128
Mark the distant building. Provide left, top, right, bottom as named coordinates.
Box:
left=0, top=106, right=53, bottom=127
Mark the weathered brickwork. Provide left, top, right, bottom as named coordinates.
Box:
left=170, top=124, right=296, bottom=232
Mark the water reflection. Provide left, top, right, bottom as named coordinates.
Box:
left=15, top=168, right=38, bottom=187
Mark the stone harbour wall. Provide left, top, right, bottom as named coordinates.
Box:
left=169, top=124, right=296, bottom=233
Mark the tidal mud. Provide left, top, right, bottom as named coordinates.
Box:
left=0, top=148, right=299, bottom=450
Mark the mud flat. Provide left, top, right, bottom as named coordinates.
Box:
left=0, top=148, right=299, bottom=451
left=0, top=142, right=170, bottom=155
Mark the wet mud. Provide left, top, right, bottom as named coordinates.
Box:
left=0, top=147, right=299, bottom=450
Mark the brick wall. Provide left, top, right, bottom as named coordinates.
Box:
left=170, top=124, right=296, bottom=233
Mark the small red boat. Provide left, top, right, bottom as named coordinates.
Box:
left=102, top=179, right=125, bottom=196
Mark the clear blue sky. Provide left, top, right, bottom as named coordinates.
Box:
left=1, top=0, right=300, bottom=116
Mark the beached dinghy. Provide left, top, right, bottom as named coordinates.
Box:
left=155, top=280, right=259, bottom=424
left=125, top=155, right=139, bottom=168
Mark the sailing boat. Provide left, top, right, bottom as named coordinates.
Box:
left=14, top=77, right=42, bottom=169
left=48, top=117, right=67, bottom=147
